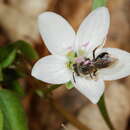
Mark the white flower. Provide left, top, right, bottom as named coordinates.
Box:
left=31, top=7, right=130, bottom=104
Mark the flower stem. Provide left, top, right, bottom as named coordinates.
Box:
left=92, top=0, right=107, bottom=10
left=97, top=94, right=115, bottom=130
left=43, top=84, right=62, bottom=96
left=92, top=0, right=113, bottom=129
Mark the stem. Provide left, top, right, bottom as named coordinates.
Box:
left=92, top=0, right=107, bottom=10
left=98, top=94, right=115, bottom=130
left=92, top=0, right=113, bottom=129
left=43, top=84, right=62, bottom=96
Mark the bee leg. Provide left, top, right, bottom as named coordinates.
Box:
left=73, top=72, right=76, bottom=83
left=93, top=70, right=97, bottom=76
left=93, top=68, right=97, bottom=76
left=89, top=72, right=93, bottom=79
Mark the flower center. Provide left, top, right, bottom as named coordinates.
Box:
left=66, top=50, right=94, bottom=78
left=66, top=51, right=77, bottom=70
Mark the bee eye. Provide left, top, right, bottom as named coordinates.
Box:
left=79, top=62, right=84, bottom=66
left=73, top=64, right=78, bottom=69
left=73, top=64, right=76, bottom=67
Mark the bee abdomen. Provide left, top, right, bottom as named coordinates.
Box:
left=94, top=60, right=110, bottom=69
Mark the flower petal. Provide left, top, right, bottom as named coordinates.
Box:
left=99, top=48, right=130, bottom=80
left=72, top=76, right=104, bottom=104
left=38, top=12, right=76, bottom=55
left=75, top=7, right=110, bottom=55
left=31, top=55, right=71, bottom=84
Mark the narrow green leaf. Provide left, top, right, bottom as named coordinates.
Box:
left=0, top=67, right=3, bottom=82
left=0, top=49, right=17, bottom=68
left=92, top=0, right=107, bottom=10
left=10, top=80, right=25, bottom=97
left=0, top=109, right=4, bottom=130
left=98, top=94, right=115, bottom=130
left=3, top=68, right=25, bottom=82
left=38, top=85, right=62, bottom=98
left=14, top=40, right=39, bottom=61
left=0, top=89, right=28, bottom=130
left=0, top=45, right=13, bottom=62
left=36, top=89, right=44, bottom=97
left=65, top=81, right=74, bottom=89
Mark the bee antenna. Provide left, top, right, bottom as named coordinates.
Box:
left=93, top=44, right=103, bottom=60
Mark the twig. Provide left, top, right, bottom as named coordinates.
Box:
left=51, top=99, right=90, bottom=130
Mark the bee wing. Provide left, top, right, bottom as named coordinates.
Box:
left=99, top=48, right=130, bottom=80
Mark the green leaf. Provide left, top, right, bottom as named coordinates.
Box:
left=0, top=109, right=4, bottom=130
left=65, top=81, right=74, bottom=89
left=14, top=40, right=39, bottom=61
left=98, top=94, right=114, bottom=130
left=0, top=44, right=14, bottom=62
left=2, top=68, right=25, bottom=82
left=0, top=89, right=28, bottom=130
left=10, top=80, right=25, bottom=97
left=92, top=0, right=107, bottom=10
left=0, top=67, right=3, bottom=82
left=0, top=49, right=17, bottom=68
left=36, top=89, right=44, bottom=97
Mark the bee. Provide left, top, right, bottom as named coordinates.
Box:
left=73, top=47, right=117, bottom=82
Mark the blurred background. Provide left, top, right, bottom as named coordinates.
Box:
left=0, top=0, right=130, bottom=130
